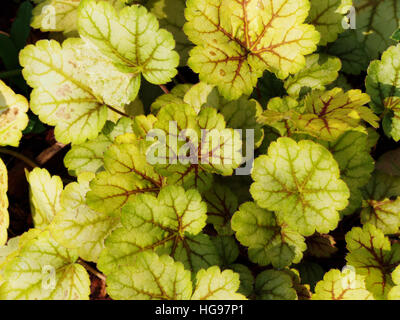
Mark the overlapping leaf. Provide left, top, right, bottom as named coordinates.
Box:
left=203, top=183, right=238, bottom=235
left=312, top=269, right=373, bottom=300
left=26, top=168, right=63, bottom=229
left=0, top=230, right=90, bottom=300
left=50, top=173, right=119, bottom=262
left=0, top=80, right=29, bottom=147
left=20, top=38, right=139, bottom=144
left=31, top=0, right=126, bottom=34
left=284, top=54, right=341, bottom=97
left=294, top=88, right=379, bottom=141
left=232, top=202, right=306, bottom=268
left=250, top=137, right=349, bottom=236
left=78, top=0, right=179, bottom=83
left=360, top=171, right=400, bottom=234
left=64, top=117, right=134, bottom=176
left=184, top=0, right=320, bottom=99
left=98, top=185, right=220, bottom=275
left=254, top=269, right=297, bottom=300
left=353, top=0, right=400, bottom=60
left=307, top=0, right=352, bottom=45
left=150, top=103, right=242, bottom=192
left=86, top=133, right=164, bottom=216
left=345, top=224, right=400, bottom=299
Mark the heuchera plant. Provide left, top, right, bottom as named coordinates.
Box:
left=0, top=0, right=400, bottom=300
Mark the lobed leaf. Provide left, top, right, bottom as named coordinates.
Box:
left=183, top=0, right=320, bottom=100
left=250, top=137, right=349, bottom=236
left=0, top=80, right=29, bottom=147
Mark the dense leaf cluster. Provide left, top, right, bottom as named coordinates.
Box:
left=1, top=0, right=400, bottom=300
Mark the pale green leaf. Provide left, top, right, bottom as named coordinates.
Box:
left=26, top=168, right=63, bottom=229
left=284, top=54, right=341, bottom=97
left=106, top=252, right=192, bottom=300
left=307, top=0, right=352, bottom=45
left=0, top=80, right=29, bottom=147
left=50, top=173, right=119, bottom=262
left=20, top=38, right=139, bottom=144
left=184, top=0, right=320, bottom=100
left=0, top=230, right=90, bottom=300
left=345, top=224, right=400, bottom=299
left=232, top=202, right=306, bottom=268
left=191, top=266, right=246, bottom=300
left=97, top=185, right=220, bottom=275
left=312, top=269, right=374, bottom=300
left=78, top=0, right=179, bottom=83
left=86, top=133, right=163, bottom=216
left=250, top=137, right=349, bottom=236
left=64, top=117, right=133, bottom=176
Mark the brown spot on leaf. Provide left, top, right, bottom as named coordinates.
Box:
left=210, top=51, right=216, bottom=56
left=219, top=69, right=226, bottom=76
left=56, top=84, right=72, bottom=98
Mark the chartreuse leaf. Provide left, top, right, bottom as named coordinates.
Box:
left=31, top=0, right=126, bottom=34
left=183, top=82, right=264, bottom=147
left=250, top=137, right=349, bottom=236
left=388, top=265, right=400, bottom=300
left=312, top=269, right=373, bottom=300
left=151, top=84, right=192, bottom=113
left=26, top=168, right=63, bottom=229
left=191, top=266, right=246, bottom=300
left=360, top=171, right=400, bottom=234
left=203, top=183, right=238, bottom=236
left=0, top=80, right=29, bottom=147
left=98, top=185, right=220, bottom=275
left=254, top=269, right=297, bottom=300
left=183, top=0, right=320, bottom=100
left=284, top=54, right=341, bottom=97
left=258, top=88, right=379, bottom=141
left=0, top=230, right=90, bottom=300
left=20, top=38, right=139, bottom=144
left=307, top=0, right=352, bottom=46
left=50, top=173, right=119, bottom=262
left=106, top=252, right=192, bottom=300
left=106, top=251, right=246, bottom=300
left=317, top=131, right=374, bottom=216
left=150, top=103, right=242, bottom=192
left=78, top=0, right=179, bottom=83
left=345, top=224, right=400, bottom=299
left=232, top=202, right=306, bottom=268
left=146, top=0, right=192, bottom=66
left=353, top=0, right=400, bottom=60
left=366, top=44, right=400, bottom=115
left=86, top=133, right=164, bottom=216
left=0, top=158, right=8, bottom=247
left=64, top=117, right=134, bottom=176
left=294, top=88, right=379, bottom=141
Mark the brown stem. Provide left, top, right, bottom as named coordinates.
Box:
left=0, top=148, right=38, bottom=168
left=35, top=142, right=66, bottom=166
left=159, top=84, right=170, bottom=94
left=78, top=259, right=106, bottom=282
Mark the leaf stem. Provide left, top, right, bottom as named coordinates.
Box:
left=159, top=84, right=170, bottom=94
left=0, top=69, right=22, bottom=79
left=0, top=148, right=38, bottom=168
left=106, top=105, right=134, bottom=119
left=78, top=259, right=106, bottom=282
